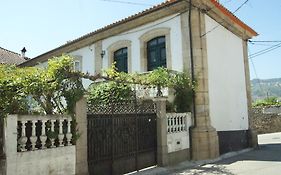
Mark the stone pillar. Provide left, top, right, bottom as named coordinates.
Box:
left=153, top=97, right=168, bottom=166
left=75, top=97, right=89, bottom=175
left=5, top=115, right=18, bottom=175
left=94, top=41, right=103, bottom=74
left=190, top=9, right=219, bottom=160
left=242, top=40, right=258, bottom=148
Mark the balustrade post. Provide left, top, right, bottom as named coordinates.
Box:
left=66, top=119, right=72, bottom=146
left=50, top=120, right=56, bottom=148
left=19, top=121, right=27, bottom=152
left=30, top=120, right=37, bottom=150
left=40, top=120, right=47, bottom=149
left=58, top=119, right=64, bottom=146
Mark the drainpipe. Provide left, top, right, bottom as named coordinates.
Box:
left=188, top=0, right=197, bottom=160
left=188, top=0, right=196, bottom=127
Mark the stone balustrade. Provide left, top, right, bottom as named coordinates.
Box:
left=167, top=113, right=191, bottom=134
left=166, top=113, right=192, bottom=153
left=17, top=115, right=73, bottom=152
left=134, top=85, right=169, bottom=98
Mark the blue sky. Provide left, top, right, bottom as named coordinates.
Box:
left=0, top=0, right=280, bottom=79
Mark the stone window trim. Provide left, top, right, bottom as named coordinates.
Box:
left=72, top=55, right=83, bottom=71
left=139, top=27, right=172, bottom=72
left=107, top=40, right=132, bottom=73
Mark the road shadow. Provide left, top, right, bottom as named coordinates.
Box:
left=173, top=164, right=235, bottom=175
left=217, top=143, right=281, bottom=166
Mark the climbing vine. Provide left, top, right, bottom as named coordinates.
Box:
left=0, top=55, right=84, bottom=118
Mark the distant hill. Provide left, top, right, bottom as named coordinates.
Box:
left=251, top=78, right=281, bottom=101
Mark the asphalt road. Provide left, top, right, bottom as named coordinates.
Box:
left=175, top=132, right=281, bottom=175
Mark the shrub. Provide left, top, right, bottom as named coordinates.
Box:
left=253, top=97, right=281, bottom=107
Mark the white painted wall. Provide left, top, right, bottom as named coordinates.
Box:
left=102, top=14, right=184, bottom=72
left=167, top=113, right=192, bottom=153
left=205, top=15, right=249, bottom=131
left=34, top=14, right=184, bottom=88
left=69, top=46, right=95, bottom=88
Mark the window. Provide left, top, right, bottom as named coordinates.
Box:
left=73, top=60, right=81, bottom=71
left=114, top=47, right=128, bottom=73
left=147, top=36, right=166, bottom=71
left=72, top=55, right=82, bottom=72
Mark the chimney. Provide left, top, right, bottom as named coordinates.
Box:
left=21, top=47, right=27, bottom=58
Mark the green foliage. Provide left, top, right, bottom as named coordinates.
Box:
left=253, top=97, right=281, bottom=107
left=172, top=73, right=195, bottom=112
left=89, top=64, right=196, bottom=112
left=0, top=55, right=84, bottom=117
left=87, top=82, right=134, bottom=105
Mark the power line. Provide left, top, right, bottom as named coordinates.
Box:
left=117, top=12, right=184, bottom=36
left=249, top=42, right=278, bottom=47
left=248, top=48, right=267, bottom=98
left=232, top=0, right=249, bottom=13
left=98, top=0, right=153, bottom=6
left=249, top=40, right=281, bottom=43
left=201, top=0, right=249, bottom=37
left=249, top=42, right=281, bottom=59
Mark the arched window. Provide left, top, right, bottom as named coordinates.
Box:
left=147, top=36, right=166, bottom=71
left=114, top=47, right=128, bottom=72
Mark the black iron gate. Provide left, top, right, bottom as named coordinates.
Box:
left=0, top=117, right=4, bottom=159
left=87, top=100, right=157, bottom=175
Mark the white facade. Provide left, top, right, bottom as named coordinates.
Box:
left=31, top=11, right=251, bottom=133
left=69, top=46, right=95, bottom=88
left=102, top=14, right=184, bottom=73
left=205, top=15, right=249, bottom=131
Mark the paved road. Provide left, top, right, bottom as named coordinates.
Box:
left=175, top=132, right=281, bottom=175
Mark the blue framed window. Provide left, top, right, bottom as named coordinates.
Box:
left=147, top=36, right=166, bottom=71
left=114, top=47, right=128, bottom=73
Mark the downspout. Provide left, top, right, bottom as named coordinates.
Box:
left=188, top=0, right=197, bottom=160
left=188, top=0, right=196, bottom=127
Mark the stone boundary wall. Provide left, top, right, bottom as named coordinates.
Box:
left=252, top=107, right=281, bottom=134
left=4, top=115, right=76, bottom=175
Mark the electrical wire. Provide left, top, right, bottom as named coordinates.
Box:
left=201, top=0, right=249, bottom=37
left=248, top=48, right=267, bottom=98
left=249, top=42, right=281, bottom=59
left=98, top=0, right=153, bottom=6
left=249, top=40, right=281, bottom=43
left=232, top=0, right=249, bottom=13
left=116, top=12, right=185, bottom=36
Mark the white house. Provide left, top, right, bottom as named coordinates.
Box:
left=20, top=0, right=258, bottom=160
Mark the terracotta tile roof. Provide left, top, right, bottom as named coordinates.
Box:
left=209, top=0, right=257, bottom=36
left=0, top=47, right=27, bottom=65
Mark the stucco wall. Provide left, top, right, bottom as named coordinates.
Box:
left=8, top=147, right=76, bottom=175
left=69, top=46, right=95, bottom=88
left=205, top=15, right=249, bottom=131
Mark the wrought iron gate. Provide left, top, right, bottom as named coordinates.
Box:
left=87, top=99, right=157, bottom=175
left=0, top=117, right=4, bottom=159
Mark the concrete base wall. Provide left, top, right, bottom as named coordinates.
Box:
left=217, top=130, right=249, bottom=155
left=6, top=146, right=76, bottom=175
left=168, top=149, right=190, bottom=165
